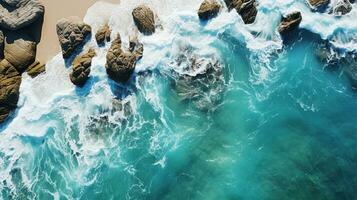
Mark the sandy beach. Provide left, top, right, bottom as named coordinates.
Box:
left=37, top=0, right=119, bottom=63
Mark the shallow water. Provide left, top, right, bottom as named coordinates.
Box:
left=1, top=0, right=357, bottom=199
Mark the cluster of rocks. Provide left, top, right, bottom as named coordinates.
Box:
left=197, top=0, right=258, bottom=23
left=1, top=0, right=355, bottom=123
left=0, top=0, right=45, bottom=123
left=308, top=0, right=354, bottom=15
left=196, top=0, right=353, bottom=28
left=55, top=5, right=152, bottom=87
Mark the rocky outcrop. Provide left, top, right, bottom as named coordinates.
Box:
left=132, top=5, right=155, bottom=35
left=95, top=24, right=111, bottom=46
left=0, top=0, right=44, bottom=30
left=56, top=17, right=92, bottom=58
left=4, top=33, right=37, bottom=72
left=0, top=0, right=44, bottom=123
left=0, top=59, right=21, bottom=123
left=331, top=0, right=352, bottom=15
left=278, top=12, right=302, bottom=35
left=105, top=34, right=143, bottom=83
left=224, top=0, right=257, bottom=24
left=308, top=0, right=330, bottom=10
left=26, top=60, right=45, bottom=78
left=198, top=0, right=221, bottom=20
left=69, top=48, right=96, bottom=87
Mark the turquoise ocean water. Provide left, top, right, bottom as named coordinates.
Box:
left=1, top=0, right=357, bottom=199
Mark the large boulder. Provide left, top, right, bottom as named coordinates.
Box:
left=0, top=0, right=45, bottom=123
left=0, top=59, right=21, bottom=123
left=308, top=0, right=330, bottom=9
left=70, top=48, right=96, bottom=87
left=224, top=0, right=257, bottom=24
left=132, top=5, right=155, bottom=35
left=278, top=12, right=302, bottom=35
left=198, top=0, right=221, bottom=20
left=0, top=0, right=44, bottom=31
left=4, top=32, right=37, bottom=72
left=105, top=34, right=143, bottom=83
left=56, top=17, right=92, bottom=58
left=95, top=24, right=111, bottom=46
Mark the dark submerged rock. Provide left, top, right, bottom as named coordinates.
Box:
left=278, top=12, right=302, bottom=35
left=132, top=5, right=155, bottom=35
left=198, top=0, right=221, bottom=20
left=105, top=34, right=143, bottom=83
left=166, top=44, right=226, bottom=111
left=331, top=0, right=352, bottom=15
left=56, top=17, right=92, bottom=58
left=341, top=53, right=357, bottom=88
left=70, top=48, right=96, bottom=87
left=314, top=40, right=357, bottom=89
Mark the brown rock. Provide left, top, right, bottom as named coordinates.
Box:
left=278, top=12, right=302, bottom=35
left=198, top=0, right=221, bottom=20
left=224, top=0, right=257, bottom=24
left=0, top=30, right=4, bottom=59
left=132, top=5, right=155, bottom=35
left=105, top=34, right=143, bottom=83
left=26, top=60, right=45, bottom=78
left=308, top=0, right=330, bottom=9
left=4, top=32, right=37, bottom=72
left=0, top=106, right=11, bottom=123
left=95, top=24, right=111, bottom=46
left=0, top=0, right=44, bottom=31
left=69, top=48, right=96, bottom=87
left=0, top=59, right=21, bottom=123
left=56, top=17, right=92, bottom=58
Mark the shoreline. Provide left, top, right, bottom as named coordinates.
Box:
left=37, top=0, right=119, bottom=63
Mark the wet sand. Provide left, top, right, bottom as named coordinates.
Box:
left=37, top=0, right=119, bottom=63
